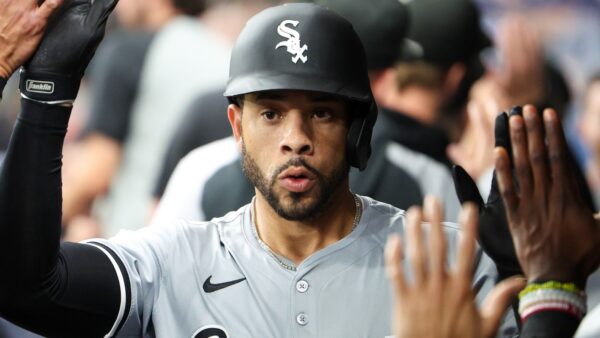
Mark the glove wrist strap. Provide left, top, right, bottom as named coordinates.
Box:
left=19, top=68, right=79, bottom=103
left=20, top=93, right=74, bottom=107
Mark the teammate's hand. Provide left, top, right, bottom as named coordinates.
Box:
left=491, top=15, right=545, bottom=106
left=452, top=109, right=522, bottom=279
left=20, top=0, right=119, bottom=102
left=447, top=87, right=498, bottom=182
left=385, top=196, right=525, bottom=338
left=0, top=0, right=63, bottom=79
left=495, top=105, right=600, bottom=288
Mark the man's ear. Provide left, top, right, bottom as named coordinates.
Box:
left=369, top=67, right=397, bottom=108
left=228, top=103, right=243, bottom=151
left=443, top=62, right=466, bottom=97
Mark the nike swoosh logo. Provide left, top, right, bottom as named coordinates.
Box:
left=203, top=275, right=246, bottom=293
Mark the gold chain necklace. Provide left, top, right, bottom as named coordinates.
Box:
left=251, top=194, right=363, bottom=271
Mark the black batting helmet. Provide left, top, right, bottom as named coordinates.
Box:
left=224, top=3, right=377, bottom=171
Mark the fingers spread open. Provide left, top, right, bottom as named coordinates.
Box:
left=494, top=112, right=512, bottom=161
left=424, top=196, right=446, bottom=284
left=544, top=109, right=568, bottom=200
left=406, top=207, right=426, bottom=286
left=385, top=234, right=406, bottom=295
left=494, top=147, right=518, bottom=219
left=481, top=277, right=526, bottom=338
left=455, top=203, right=477, bottom=279
left=523, top=105, right=549, bottom=203
left=510, top=114, right=534, bottom=200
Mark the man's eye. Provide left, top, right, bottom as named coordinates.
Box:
left=261, top=111, right=279, bottom=120
left=313, top=110, right=332, bottom=119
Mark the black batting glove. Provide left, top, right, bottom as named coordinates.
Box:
left=453, top=108, right=520, bottom=280
left=19, top=0, right=118, bottom=104
left=453, top=106, right=596, bottom=280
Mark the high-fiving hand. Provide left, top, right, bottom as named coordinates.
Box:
left=20, top=0, right=119, bottom=102
left=385, top=196, right=525, bottom=338
left=495, top=105, right=600, bottom=288
left=0, top=0, right=63, bottom=79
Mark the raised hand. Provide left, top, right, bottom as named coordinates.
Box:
left=491, top=15, right=545, bottom=106
left=385, top=196, right=525, bottom=338
left=0, top=0, right=63, bottom=79
left=20, top=0, right=119, bottom=102
left=495, top=105, right=600, bottom=288
left=452, top=109, right=521, bottom=279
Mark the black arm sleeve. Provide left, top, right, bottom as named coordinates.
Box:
left=520, top=311, right=581, bottom=338
left=0, top=99, right=124, bottom=338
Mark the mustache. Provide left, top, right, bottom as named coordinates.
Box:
left=271, top=157, right=321, bottom=182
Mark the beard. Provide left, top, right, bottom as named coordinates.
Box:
left=241, top=142, right=349, bottom=221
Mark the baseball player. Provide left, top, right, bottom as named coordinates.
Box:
left=0, top=2, right=513, bottom=337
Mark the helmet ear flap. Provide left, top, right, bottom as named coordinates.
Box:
left=347, top=101, right=378, bottom=171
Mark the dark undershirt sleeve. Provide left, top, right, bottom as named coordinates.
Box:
left=83, top=30, right=154, bottom=142
left=520, top=311, right=581, bottom=338
left=0, top=99, right=125, bottom=338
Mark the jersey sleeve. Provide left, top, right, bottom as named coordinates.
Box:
left=85, top=223, right=182, bottom=336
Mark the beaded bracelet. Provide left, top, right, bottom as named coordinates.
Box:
left=519, top=290, right=586, bottom=317
left=519, top=281, right=582, bottom=298
left=518, top=282, right=587, bottom=322
left=520, top=301, right=584, bottom=321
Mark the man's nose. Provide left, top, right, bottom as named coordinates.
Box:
left=279, top=113, right=314, bottom=156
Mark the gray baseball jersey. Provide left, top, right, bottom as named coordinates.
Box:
left=87, top=195, right=500, bottom=338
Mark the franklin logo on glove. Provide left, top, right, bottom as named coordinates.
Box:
left=25, top=80, right=54, bottom=94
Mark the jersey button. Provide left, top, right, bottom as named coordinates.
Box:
left=296, top=280, right=309, bottom=293
left=296, top=313, right=309, bottom=326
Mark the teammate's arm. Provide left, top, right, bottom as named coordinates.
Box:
left=0, top=1, right=126, bottom=337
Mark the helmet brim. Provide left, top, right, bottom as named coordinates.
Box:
left=224, top=71, right=373, bottom=103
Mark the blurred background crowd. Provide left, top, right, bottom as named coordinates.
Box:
left=0, top=0, right=599, bottom=336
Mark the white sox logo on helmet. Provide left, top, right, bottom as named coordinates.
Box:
left=275, top=20, right=308, bottom=63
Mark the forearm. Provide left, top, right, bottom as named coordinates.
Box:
left=517, top=280, right=587, bottom=338
left=520, top=311, right=581, bottom=338
left=0, top=99, right=121, bottom=337
left=0, top=98, right=69, bottom=289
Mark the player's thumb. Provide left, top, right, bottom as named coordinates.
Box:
left=452, top=165, right=483, bottom=207
left=480, top=276, right=526, bottom=338
left=87, top=0, right=119, bottom=28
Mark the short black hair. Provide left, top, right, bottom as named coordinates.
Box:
left=173, top=0, right=206, bottom=16
left=228, top=95, right=245, bottom=108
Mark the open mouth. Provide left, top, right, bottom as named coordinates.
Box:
left=278, top=167, right=316, bottom=193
